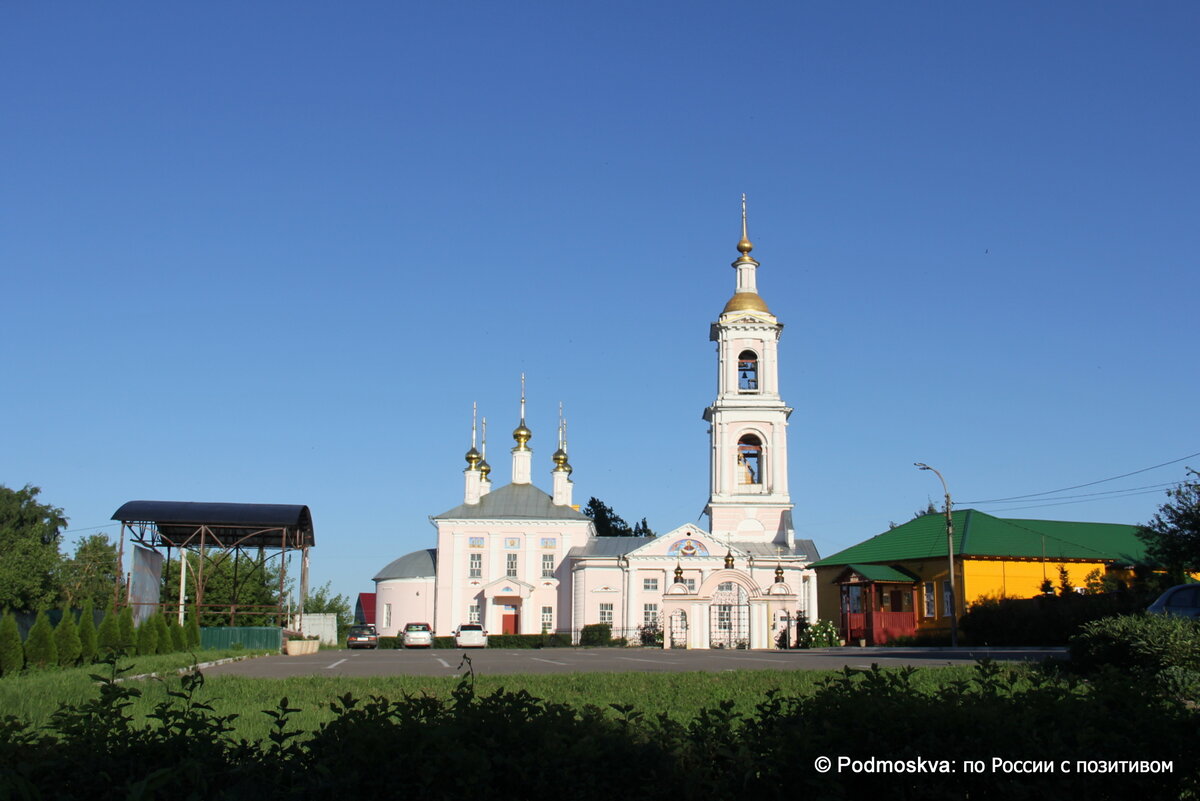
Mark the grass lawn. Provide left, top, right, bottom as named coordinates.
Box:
left=1, top=653, right=995, bottom=741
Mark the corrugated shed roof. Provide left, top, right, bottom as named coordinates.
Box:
left=810, top=509, right=1147, bottom=568
left=373, top=548, right=437, bottom=581
left=433, top=484, right=590, bottom=521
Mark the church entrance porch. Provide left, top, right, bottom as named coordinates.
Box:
left=500, top=604, right=519, bottom=635
left=481, top=576, right=534, bottom=636
left=708, top=581, right=750, bottom=648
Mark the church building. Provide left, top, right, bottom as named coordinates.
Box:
left=372, top=201, right=820, bottom=648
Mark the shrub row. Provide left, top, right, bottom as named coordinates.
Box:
left=959, top=591, right=1151, bottom=646
left=0, top=658, right=1195, bottom=800
left=377, top=633, right=575, bottom=649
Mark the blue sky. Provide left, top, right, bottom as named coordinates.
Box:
left=3, top=2, right=1197, bottom=604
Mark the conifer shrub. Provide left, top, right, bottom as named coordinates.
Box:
left=23, top=610, right=58, bottom=668
left=97, top=603, right=121, bottom=655
left=54, top=607, right=83, bottom=667
left=136, top=619, right=158, bottom=656
left=169, top=619, right=186, bottom=652
left=77, top=599, right=98, bottom=664
left=152, top=613, right=172, bottom=654
left=117, top=605, right=135, bottom=652
left=185, top=607, right=201, bottom=649
left=0, top=610, right=24, bottom=675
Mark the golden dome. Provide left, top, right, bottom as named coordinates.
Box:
left=464, top=447, right=481, bottom=469
left=479, top=459, right=491, bottom=478
left=722, top=292, right=770, bottom=314
left=513, top=423, right=532, bottom=449
left=552, top=447, right=570, bottom=472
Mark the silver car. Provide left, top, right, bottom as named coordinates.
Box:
left=1147, top=584, right=1200, bottom=619
left=402, top=622, right=434, bottom=648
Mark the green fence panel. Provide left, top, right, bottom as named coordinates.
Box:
left=200, top=626, right=283, bottom=651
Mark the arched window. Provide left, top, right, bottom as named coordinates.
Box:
left=737, top=434, right=763, bottom=486
left=737, top=350, right=759, bottom=391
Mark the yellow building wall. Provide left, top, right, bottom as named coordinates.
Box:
left=963, top=559, right=1108, bottom=603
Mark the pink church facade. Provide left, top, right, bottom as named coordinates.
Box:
left=374, top=202, right=821, bottom=647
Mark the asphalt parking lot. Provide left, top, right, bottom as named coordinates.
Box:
left=200, top=646, right=1065, bottom=679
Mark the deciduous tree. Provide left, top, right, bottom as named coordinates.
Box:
left=1137, top=469, right=1200, bottom=581
left=0, top=485, right=67, bottom=611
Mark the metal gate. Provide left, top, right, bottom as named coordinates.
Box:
left=669, top=609, right=689, bottom=648
left=709, top=581, right=749, bottom=648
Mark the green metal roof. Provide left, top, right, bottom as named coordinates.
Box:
left=810, top=509, right=1148, bottom=568
left=840, top=564, right=920, bottom=583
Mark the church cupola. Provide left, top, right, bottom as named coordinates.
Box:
left=463, top=403, right=484, bottom=505
left=511, top=374, right=533, bottom=484
left=552, top=404, right=573, bottom=506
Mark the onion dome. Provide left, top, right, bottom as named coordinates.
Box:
left=674, top=563, right=684, bottom=584
left=775, top=563, right=785, bottom=584
left=464, top=447, right=481, bottom=470
left=512, top=422, right=532, bottom=450
left=479, top=459, right=491, bottom=479
left=724, top=549, right=735, bottom=569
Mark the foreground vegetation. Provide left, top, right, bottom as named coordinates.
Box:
left=1, top=655, right=1196, bottom=800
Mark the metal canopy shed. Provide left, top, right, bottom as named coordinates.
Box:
left=111, top=500, right=315, bottom=626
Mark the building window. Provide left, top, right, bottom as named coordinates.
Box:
left=942, top=581, right=953, bottom=618
left=599, top=603, right=613, bottom=624
left=737, top=434, right=763, bottom=486
left=923, top=582, right=935, bottom=617
left=737, top=350, right=759, bottom=391
left=506, top=553, right=518, bottom=578
left=844, top=585, right=863, bottom=614
left=383, top=603, right=391, bottom=630
left=643, top=577, right=659, bottom=592
left=469, top=553, right=482, bottom=579
left=643, top=603, right=659, bottom=626
left=718, top=581, right=734, bottom=592
left=541, top=606, right=553, bottom=632
left=469, top=603, right=480, bottom=624
left=684, top=578, right=696, bottom=593
left=542, top=553, right=555, bottom=578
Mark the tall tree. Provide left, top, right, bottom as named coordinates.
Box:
left=77, top=598, right=98, bottom=663
left=54, top=606, right=82, bottom=666
left=1137, top=469, right=1200, bottom=581
left=583, top=498, right=655, bottom=537
left=161, top=551, right=286, bottom=626
left=0, top=485, right=67, bottom=611
left=59, top=533, right=120, bottom=608
left=300, top=581, right=353, bottom=628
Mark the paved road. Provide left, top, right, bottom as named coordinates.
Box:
left=201, top=646, right=1065, bottom=679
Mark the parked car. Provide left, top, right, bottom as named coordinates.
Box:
left=1147, top=584, right=1200, bottom=618
left=454, top=623, right=488, bottom=648
left=345, top=624, right=378, bottom=649
left=402, top=622, right=434, bottom=648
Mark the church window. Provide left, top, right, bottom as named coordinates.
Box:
left=469, top=603, right=481, bottom=624
left=469, top=553, right=482, bottom=579
left=643, top=577, right=659, bottom=592
left=542, top=553, right=555, bottom=577
left=506, top=553, right=519, bottom=578
left=737, top=434, right=763, bottom=486
left=541, top=606, right=553, bottom=632
left=383, top=603, right=391, bottom=630
left=718, top=581, right=734, bottom=592
left=737, top=350, right=759, bottom=391
left=684, top=578, right=696, bottom=592
left=599, top=603, right=613, bottom=624
left=643, top=603, right=659, bottom=626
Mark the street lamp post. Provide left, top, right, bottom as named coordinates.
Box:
left=914, top=462, right=958, bottom=647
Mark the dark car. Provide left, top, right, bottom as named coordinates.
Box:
left=1147, top=584, right=1200, bottom=619
left=346, top=624, right=379, bottom=649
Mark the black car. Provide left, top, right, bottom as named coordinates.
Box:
left=345, top=624, right=379, bottom=649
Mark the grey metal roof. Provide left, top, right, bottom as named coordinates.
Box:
left=567, top=537, right=652, bottom=558
left=735, top=540, right=820, bottom=560
left=433, top=483, right=590, bottom=521
left=374, top=548, right=437, bottom=581
left=111, top=500, right=314, bottom=548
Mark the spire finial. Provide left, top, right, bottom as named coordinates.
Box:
left=553, top=401, right=571, bottom=473
left=513, top=373, right=532, bottom=450
left=464, top=402, right=481, bottom=469
left=480, top=416, right=491, bottom=479
left=736, top=193, right=754, bottom=258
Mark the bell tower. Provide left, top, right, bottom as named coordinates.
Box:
left=703, top=196, right=795, bottom=547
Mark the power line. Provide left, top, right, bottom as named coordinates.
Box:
left=61, top=522, right=120, bottom=535
left=961, top=450, right=1200, bottom=504
left=973, top=487, right=1169, bottom=514
left=973, top=481, right=1177, bottom=506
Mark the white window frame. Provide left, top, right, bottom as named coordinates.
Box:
left=923, top=582, right=936, bottom=618
left=643, top=603, right=658, bottom=626
left=468, top=603, right=481, bottom=624
left=643, top=577, right=659, bottom=592
left=542, top=553, right=555, bottom=578
left=541, top=606, right=553, bottom=632
left=599, top=602, right=613, bottom=624
left=469, top=553, right=482, bottom=579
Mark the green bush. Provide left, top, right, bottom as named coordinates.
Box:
left=0, top=610, right=24, bottom=674
left=168, top=619, right=186, bottom=652
left=1069, top=613, right=1200, bottom=676
left=24, top=610, right=58, bottom=668
left=960, top=592, right=1150, bottom=646
left=97, top=603, right=121, bottom=655
left=579, top=623, right=612, bottom=646
left=797, top=619, right=838, bottom=648
left=77, top=599, right=98, bottom=664
left=152, top=613, right=173, bottom=655
left=135, top=618, right=158, bottom=656
left=54, top=607, right=82, bottom=667
left=185, top=607, right=202, bottom=649
left=117, top=605, right=135, bottom=652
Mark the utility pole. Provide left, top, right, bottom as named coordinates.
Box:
left=915, top=463, right=958, bottom=647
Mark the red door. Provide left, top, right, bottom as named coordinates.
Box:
left=502, top=614, right=518, bottom=635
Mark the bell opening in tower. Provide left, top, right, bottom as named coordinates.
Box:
left=737, top=350, right=759, bottom=392
left=737, top=434, right=763, bottom=487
